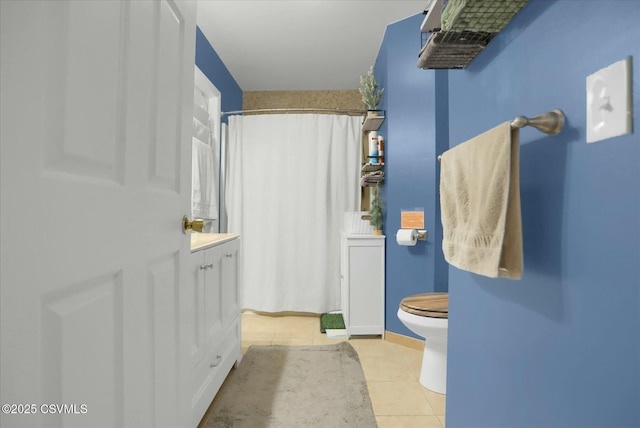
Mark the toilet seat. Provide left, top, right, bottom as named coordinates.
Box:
left=399, top=292, right=448, bottom=319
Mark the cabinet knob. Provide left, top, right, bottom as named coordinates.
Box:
left=225, top=253, right=233, bottom=258
left=199, top=264, right=208, bottom=270
left=210, top=355, right=222, bottom=368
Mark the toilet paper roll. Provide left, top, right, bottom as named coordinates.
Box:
left=396, top=229, right=418, bottom=246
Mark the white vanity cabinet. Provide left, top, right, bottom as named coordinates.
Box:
left=340, top=233, right=385, bottom=337
left=188, top=235, right=241, bottom=427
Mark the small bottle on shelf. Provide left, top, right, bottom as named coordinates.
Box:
left=368, top=131, right=378, bottom=164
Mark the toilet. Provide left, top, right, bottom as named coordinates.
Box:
left=397, top=292, right=448, bottom=394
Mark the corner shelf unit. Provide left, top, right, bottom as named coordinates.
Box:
left=361, top=162, right=384, bottom=188
left=361, top=112, right=385, bottom=209
left=362, top=111, right=384, bottom=131
left=361, top=163, right=384, bottom=174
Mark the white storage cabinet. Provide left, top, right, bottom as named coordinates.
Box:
left=340, top=233, right=385, bottom=337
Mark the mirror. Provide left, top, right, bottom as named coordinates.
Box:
left=192, top=66, right=221, bottom=233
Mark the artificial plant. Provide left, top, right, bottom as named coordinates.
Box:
left=359, top=66, right=384, bottom=111
left=369, top=183, right=384, bottom=234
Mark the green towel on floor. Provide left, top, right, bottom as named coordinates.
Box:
left=320, top=313, right=345, bottom=333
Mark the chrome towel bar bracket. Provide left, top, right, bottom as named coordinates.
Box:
left=510, top=109, right=564, bottom=135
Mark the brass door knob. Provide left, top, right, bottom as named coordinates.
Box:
left=182, top=216, right=205, bottom=233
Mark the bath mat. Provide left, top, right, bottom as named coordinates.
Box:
left=203, top=342, right=377, bottom=427
left=320, top=313, right=345, bottom=333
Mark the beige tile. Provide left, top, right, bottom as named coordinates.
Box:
left=398, top=347, right=424, bottom=379
left=349, top=337, right=384, bottom=354
left=273, top=316, right=318, bottom=340
left=349, top=338, right=427, bottom=383
left=241, top=330, right=275, bottom=343
left=421, top=387, right=446, bottom=416
left=376, top=415, right=443, bottom=428
left=367, top=381, right=435, bottom=416
left=438, top=415, right=445, bottom=427
left=241, top=313, right=280, bottom=333
left=359, top=355, right=415, bottom=382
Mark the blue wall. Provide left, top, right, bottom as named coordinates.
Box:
left=195, top=27, right=242, bottom=122
left=376, top=14, right=450, bottom=339
left=376, top=0, right=640, bottom=426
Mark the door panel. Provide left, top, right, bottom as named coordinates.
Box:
left=43, top=1, right=126, bottom=183
left=149, top=0, right=185, bottom=192
left=0, top=1, right=197, bottom=427
left=148, top=253, right=181, bottom=425
left=41, top=272, right=124, bottom=428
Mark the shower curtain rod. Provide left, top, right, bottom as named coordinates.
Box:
left=221, top=107, right=366, bottom=116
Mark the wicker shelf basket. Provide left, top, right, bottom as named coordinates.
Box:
left=418, top=0, right=528, bottom=69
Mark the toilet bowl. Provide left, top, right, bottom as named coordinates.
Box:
left=397, top=292, right=448, bottom=394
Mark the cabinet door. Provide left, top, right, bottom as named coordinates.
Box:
left=221, top=239, right=241, bottom=327
left=344, top=237, right=385, bottom=336
left=187, top=246, right=224, bottom=372
left=348, top=244, right=384, bottom=331
left=189, top=245, right=223, bottom=427
left=187, top=251, right=207, bottom=370
left=203, top=246, right=223, bottom=350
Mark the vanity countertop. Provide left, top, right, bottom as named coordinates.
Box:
left=191, top=233, right=240, bottom=252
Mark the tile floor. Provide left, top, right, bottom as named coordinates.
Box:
left=240, top=312, right=446, bottom=428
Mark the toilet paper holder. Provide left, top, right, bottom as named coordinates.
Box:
left=396, top=228, right=428, bottom=246
left=398, top=229, right=428, bottom=240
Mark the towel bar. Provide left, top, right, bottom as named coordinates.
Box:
left=437, top=109, right=565, bottom=162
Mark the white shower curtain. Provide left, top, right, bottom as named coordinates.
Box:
left=226, top=114, right=361, bottom=313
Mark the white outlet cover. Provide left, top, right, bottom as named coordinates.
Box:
left=586, top=57, right=633, bottom=143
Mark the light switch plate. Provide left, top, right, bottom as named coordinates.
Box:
left=586, top=57, right=633, bottom=143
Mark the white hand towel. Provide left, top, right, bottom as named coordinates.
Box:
left=192, top=138, right=218, bottom=220
left=439, top=122, right=523, bottom=279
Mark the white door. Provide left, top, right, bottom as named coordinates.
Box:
left=0, top=1, right=197, bottom=427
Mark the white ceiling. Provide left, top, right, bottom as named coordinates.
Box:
left=196, top=1, right=425, bottom=91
